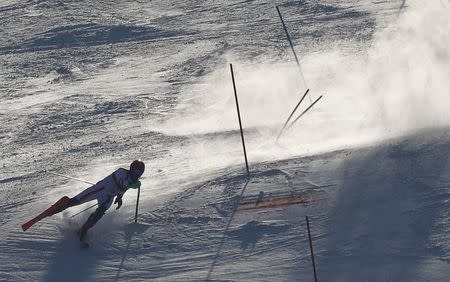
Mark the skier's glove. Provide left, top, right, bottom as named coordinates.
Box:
left=114, top=196, right=123, bottom=210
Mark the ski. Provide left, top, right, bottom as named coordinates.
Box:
left=21, top=196, right=70, bottom=231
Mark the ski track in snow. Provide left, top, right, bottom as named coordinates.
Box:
left=1, top=0, right=450, bottom=281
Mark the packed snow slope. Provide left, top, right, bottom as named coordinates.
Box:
left=1, top=0, right=449, bottom=281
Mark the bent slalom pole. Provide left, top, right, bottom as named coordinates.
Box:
left=285, top=95, right=323, bottom=132
left=276, top=89, right=309, bottom=142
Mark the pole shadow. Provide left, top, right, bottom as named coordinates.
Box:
left=205, top=177, right=250, bottom=281
left=114, top=222, right=151, bottom=281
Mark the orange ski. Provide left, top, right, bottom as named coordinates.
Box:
left=22, top=196, right=70, bottom=231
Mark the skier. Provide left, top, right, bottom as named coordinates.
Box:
left=49, top=160, right=145, bottom=242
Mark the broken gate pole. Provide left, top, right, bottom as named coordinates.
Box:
left=276, top=88, right=309, bottom=142
left=285, top=95, right=323, bottom=132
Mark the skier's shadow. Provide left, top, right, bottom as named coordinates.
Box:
left=41, top=221, right=99, bottom=282
left=114, top=222, right=150, bottom=282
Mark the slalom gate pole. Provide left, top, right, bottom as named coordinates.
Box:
left=71, top=203, right=98, bottom=218
left=276, top=88, right=309, bottom=142
left=45, top=171, right=95, bottom=185
left=230, top=64, right=250, bottom=178
left=306, top=216, right=318, bottom=282
left=285, top=95, right=323, bottom=132
left=134, top=186, right=141, bottom=223
left=276, top=5, right=309, bottom=100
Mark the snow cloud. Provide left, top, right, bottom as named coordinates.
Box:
left=158, top=0, right=449, bottom=164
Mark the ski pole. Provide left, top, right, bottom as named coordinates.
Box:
left=71, top=203, right=98, bottom=218
left=134, top=186, right=141, bottom=223
left=45, top=171, right=95, bottom=185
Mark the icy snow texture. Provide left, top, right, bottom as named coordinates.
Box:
left=0, top=0, right=449, bottom=281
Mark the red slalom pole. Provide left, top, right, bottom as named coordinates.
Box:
left=306, top=216, right=318, bottom=282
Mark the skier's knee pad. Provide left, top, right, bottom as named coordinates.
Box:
left=86, top=205, right=107, bottom=228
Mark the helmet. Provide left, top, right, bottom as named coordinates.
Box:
left=130, top=160, right=145, bottom=178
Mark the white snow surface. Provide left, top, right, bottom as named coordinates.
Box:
left=1, top=0, right=449, bottom=281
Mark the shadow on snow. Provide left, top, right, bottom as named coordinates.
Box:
left=0, top=23, right=193, bottom=54
left=319, top=129, right=450, bottom=281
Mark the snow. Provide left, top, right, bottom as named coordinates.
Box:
left=1, top=0, right=449, bottom=281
